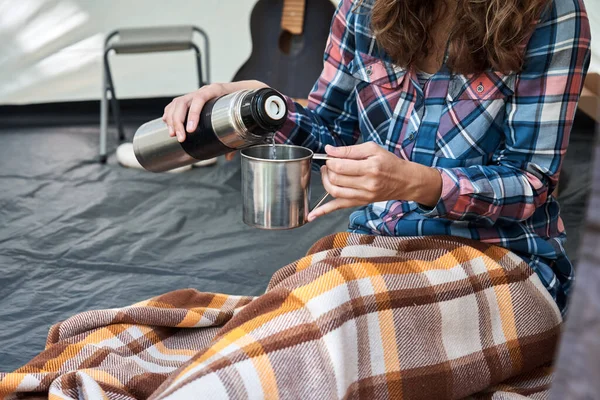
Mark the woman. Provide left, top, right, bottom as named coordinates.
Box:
left=165, top=0, right=590, bottom=314
left=157, top=0, right=594, bottom=396
left=130, top=1, right=585, bottom=396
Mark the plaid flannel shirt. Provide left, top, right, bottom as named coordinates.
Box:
left=276, top=0, right=591, bottom=313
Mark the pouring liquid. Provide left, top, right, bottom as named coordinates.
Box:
left=267, top=134, right=277, bottom=160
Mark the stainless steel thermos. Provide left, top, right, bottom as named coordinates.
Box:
left=132, top=88, right=288, bottom=172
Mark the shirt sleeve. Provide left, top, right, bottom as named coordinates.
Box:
left=274, top=0, right=361, bottom=153
left=421, top=0, right=591, bottom=224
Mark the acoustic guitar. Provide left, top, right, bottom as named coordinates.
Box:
left=233, top=0, right=336, bottom=101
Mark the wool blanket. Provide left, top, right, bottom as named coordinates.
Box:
left=0, top=233, right=562, bottom=399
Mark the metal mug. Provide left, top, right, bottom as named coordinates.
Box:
left=241, top=144, right=330, bottom=230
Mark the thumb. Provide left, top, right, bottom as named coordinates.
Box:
left=307, top=198, right=358, bottom=222
left=325, top=143, right=373, bottom=160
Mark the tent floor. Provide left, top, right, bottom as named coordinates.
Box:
left=0, top=109, right=595, bottom=371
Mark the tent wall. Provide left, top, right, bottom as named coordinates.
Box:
left=0, top=0, right=335, bottom=105
left=589, top=0, right=599, bottom=74
left=0, top=0, right=597, bottom=106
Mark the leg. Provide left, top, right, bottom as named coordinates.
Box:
left=192, top=27, right=210, bottom=84
left=110, top=89, right=126, bottom=142
left=0, top=235, right=562, bottom=399
left=472, top=363, right=554, bottom=398
left=192, top=44, right=204, bottom=87
left=104, top=51, right=125, bottom=142
left=153, top=234, right=563, bottom=400
left=100, top=58, right=109, bottom=163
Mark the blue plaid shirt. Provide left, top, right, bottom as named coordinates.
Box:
left=276, top=0, right=591, bottom=313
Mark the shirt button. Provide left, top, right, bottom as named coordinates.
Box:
left=366, top=66, right=373, bottom=76
left=408, top=133, right=415, bottom=141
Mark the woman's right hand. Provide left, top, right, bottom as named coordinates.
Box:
left=162, top=80, right=268, bottom=143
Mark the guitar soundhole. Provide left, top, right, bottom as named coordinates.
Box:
left=278, top=30, right=304, bottom=56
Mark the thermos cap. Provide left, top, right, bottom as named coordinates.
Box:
left=264, top=95, right=286, bottom=120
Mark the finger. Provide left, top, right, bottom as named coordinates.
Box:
left=225, top=152, right=236, bottom=161
left=186, top=84, right=227, bottom=132
left=173, top=98, right=191, bottom=142
left=186, top=97, right=205, bottom=133
left=326, top=168, right=365, bottom=189
left=325, top=159, right=367, bottom=176
left=164, top=104, right=176, bottom=137
left=325, top=142, right=379, bottom=160
left=321, top=166, right=367, bottom=200
left=307, top=198, right=362, bottom=222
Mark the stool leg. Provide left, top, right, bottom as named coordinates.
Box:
left=100, top=61, right=109, bottom=163
left=109, top=90, right=125, bottom=142
left=192, top=44, right=204, bottom=87
left=104, top=52, right=125, bottom=142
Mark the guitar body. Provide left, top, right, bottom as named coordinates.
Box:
left=233, top=0, right=336, bottom=99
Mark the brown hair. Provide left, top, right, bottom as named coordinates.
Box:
left=365, top=0, right=551, bottom=75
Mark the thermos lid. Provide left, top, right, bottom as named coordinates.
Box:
left=245, top=88, right=288, bottom=135
left=264, top=95, right=286, bottom=120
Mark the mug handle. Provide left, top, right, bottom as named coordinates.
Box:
left=309, top=153, right=334, bottom=213
left=310, top=192, right=330, bottom=213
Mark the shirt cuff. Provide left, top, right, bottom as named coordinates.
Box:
left=415, top=168, right=461, bottom=218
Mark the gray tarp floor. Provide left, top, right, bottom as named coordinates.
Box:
left=0, top=113, right=595, bottom=372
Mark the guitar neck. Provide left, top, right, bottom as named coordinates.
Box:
left=280, top=0, right=306, bottom=35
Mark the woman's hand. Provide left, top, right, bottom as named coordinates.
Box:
left=307, top=143, right=443, bottom=222
left=162, top=80, right=268, bottom=143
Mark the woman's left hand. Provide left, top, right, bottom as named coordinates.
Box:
left=307, top=143, right=443, bottom=222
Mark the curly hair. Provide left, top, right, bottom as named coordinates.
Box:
left=364, top=0, right=551, bottom=74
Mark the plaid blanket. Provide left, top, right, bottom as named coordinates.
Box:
left=0, top=234, right=562, bottom=399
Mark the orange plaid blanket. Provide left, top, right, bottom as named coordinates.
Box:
left=0, top=234, right=561, bottom=399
